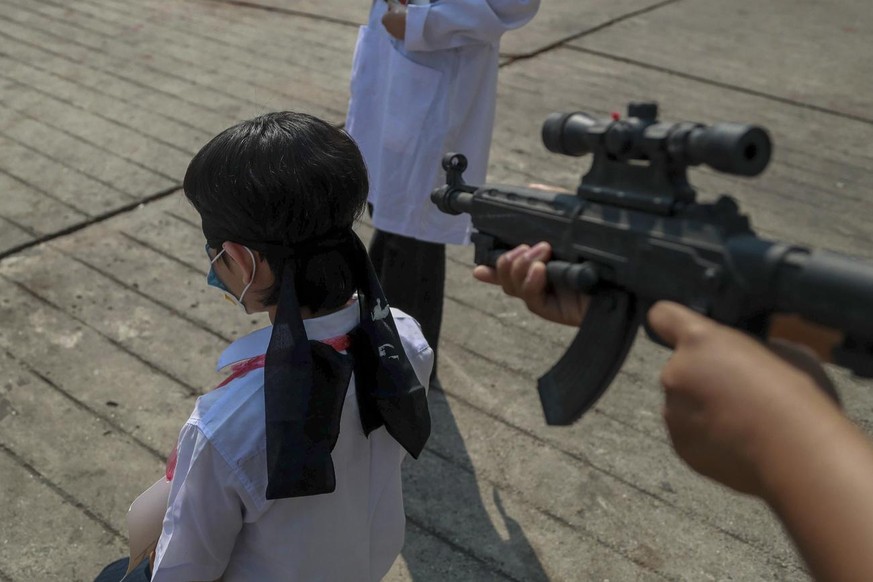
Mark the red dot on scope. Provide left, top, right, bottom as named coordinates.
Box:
left=611, top=112, right=621, bottom=121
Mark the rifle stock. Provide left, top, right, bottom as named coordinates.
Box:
left=767, top=315, right=843, bottom=364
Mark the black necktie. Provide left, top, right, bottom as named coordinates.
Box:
left=260, top=230, right=431, bottom=500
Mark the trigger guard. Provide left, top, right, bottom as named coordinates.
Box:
left=537, top=290, right=641, bottom=425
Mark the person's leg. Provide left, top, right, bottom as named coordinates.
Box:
left=368, top=229, right=445, bottom=386
left=368, top=220, right=387, bottom=276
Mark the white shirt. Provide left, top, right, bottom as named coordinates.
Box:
left=346, top=0, right=540, bottom=245
left=151, top=301, right=433, bottom=582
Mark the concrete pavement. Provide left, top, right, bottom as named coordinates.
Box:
left=1, top=0, right=872, bottom=580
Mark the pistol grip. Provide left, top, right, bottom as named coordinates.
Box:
left=537, top=290, right=641, bottom=425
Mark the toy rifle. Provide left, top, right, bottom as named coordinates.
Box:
left=431, top=102, right=873, bottom=425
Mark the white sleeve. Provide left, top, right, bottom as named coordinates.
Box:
left=151, top=423, right=244, bottom=582
left=404, top=0, right=540, bottom=52
left=392, top=308, right=435, bottom=394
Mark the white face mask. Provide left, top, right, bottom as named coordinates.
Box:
left=207, top=245, right=257, bottom=311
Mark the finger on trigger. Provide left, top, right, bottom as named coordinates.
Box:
left=519, top=262, right=548, bottom=307
left=521, top=260, right=547, bottom=295
left=526, top=241, right=552, bottom=261
left=509, top=247, right=536, bottom=290
left=497, top=245, right=528, bottom=272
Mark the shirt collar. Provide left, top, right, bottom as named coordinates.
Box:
left=216, top=298, right=361, bottom=371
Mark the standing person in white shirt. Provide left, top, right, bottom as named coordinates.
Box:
left=93, top=112, right=433, bottom=582
left=346, top=0, right=540, bottom=388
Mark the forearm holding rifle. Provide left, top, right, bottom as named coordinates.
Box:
left=431, top=102, right=873, bottom=425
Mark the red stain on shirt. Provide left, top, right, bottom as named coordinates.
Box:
left=165, top=334, right=351, bottom=481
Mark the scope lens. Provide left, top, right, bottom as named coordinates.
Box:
left=687, top=124, right=771, bottom=176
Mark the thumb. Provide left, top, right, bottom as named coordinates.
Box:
left=647, top=301, right=713, bottom=349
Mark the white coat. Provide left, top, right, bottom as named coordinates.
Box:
left=346, top=0, right=540, bottom=245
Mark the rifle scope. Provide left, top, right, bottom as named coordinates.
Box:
left=542, top=102, right=771, bottom=176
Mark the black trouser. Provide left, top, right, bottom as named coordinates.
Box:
left=368, top=228, right=445, bottom=384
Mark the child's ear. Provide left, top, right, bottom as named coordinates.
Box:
left=223, top=242, right=268, bottom=285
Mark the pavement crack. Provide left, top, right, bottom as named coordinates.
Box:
left=0, top=164, right=92, bottom=218
left=63, top=250, right=233, bottom=345
left=196, top=0, right=360, bottom=28
left=7, top=0, right=326, bottom=114
left=0, top=96, right=179, bottom=183
left=0, top=441, right=126, bottom=542
left=0, top=186, right=181, bottom=263
left=0, top=26, right=231, bottom=118
left=501, top=0, right=682, bottom=65
left=2, top=349, right=169, bottom=462
left=429, top=362, right=798, bottom=570
left=567, top=45, right=873, bottom=126
left=421, top=448, right=674, bottom=580
left=0, top=10, right=269, bottom=114
left=443, top=292, right=568, bottom=348
left=0, top=71, right=196, bottom=158
left=0, top=275, right=201, bottom=397
left=118, top=231, right=204, bottom=277
left=404, top=515, right=529, bottom=582
left=0, top=46, right=213, bottom=135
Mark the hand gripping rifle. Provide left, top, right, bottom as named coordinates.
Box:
left=431, top=102, right=873, bottom=426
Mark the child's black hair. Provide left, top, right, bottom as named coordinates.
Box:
left=183, top=112, right=369, bottom=312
